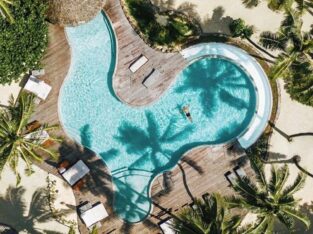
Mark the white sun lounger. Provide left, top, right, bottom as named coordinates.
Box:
left=142, top=69, right=160, bottom=88
left=31, top=69, right=45, bottom=76
left=24, top=75, right=51, bottom=100
left=159, top=218, right=175, bottom=234
left=24, top=128, right=49, bottom=144
left=61, top=160, right=90, bottom=186
left=129, top=55, right=148, bottom=73
left=80, top=203, right=108, bottom=228
left=234, top=166, right=247, bottom=179
left=225, top=171, right=237, bottom=186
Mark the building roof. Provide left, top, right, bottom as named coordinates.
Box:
left=45, top=0, right=106, bottom=26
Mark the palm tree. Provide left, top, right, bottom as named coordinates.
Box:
left=259, top=9, right=313, bottom=105
left=228, top=156, right=310, bottom=233
left=242, top=0, right=313, bottom=14
left=0, top=92, right=60, bottom=184
left=172, top=193, right=242, bottom=234
left=229, top=18, right=277, bottom=59
left=0, top=0, right=14, bottom=23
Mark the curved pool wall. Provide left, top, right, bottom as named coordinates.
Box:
left=181, top=43, right=273, bottom=148
left=60, top=13, right=259, bottom=223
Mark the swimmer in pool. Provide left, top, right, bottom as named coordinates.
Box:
left=182, top=105, right=192, bottom=122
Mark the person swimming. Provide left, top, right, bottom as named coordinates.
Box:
left=182, top=105, right=192, bottom=122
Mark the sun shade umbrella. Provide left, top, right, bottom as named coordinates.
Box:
left=45, top=0, right=106, bottom=26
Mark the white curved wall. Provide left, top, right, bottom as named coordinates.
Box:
left=181, top=43, right=273, bottom=148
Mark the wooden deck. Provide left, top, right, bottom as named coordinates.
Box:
left=105, top=0, right=187, bottom=106
left=31, top=1, right=253, bottom=234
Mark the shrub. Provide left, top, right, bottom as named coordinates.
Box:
left=229, top=18, right=254, bottom=38
left=0, top=0, right=48, bottom=84
left=124, top=0, right=198, bottom=48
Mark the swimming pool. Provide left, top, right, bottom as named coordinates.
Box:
left=60, top=13, right=257, bottom=222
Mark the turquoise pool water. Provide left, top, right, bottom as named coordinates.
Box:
left=60, top=13, right=257, bottom=223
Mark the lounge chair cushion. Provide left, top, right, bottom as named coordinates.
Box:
left=159, top=218, right=175, bottom=234
left=24, top=75, right=51, bottom=100
left=80, top=203, right=108, bottom=228
left=129, top=55, right=148, bottom=73
left=61, top=160, right=90, bottom=186
left=142, top=69, right=160, bottom=88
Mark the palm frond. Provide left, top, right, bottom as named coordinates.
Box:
left=0, top=0, right=14, bottom=23
left=242, top=0, right=260, bottom=8
left=277, top=210, right=295, bottom=230
left=281, top=207, right=310, bottom=230
left=274, top=164, right=289, bottom=195
left=248, top=155, right=267, bottom=190
left=268, top=165, right=278, bottom=195
left=259, top=31, right=287, bottom=51
left=282, top=171, right=306, bottom=196
left=269, top=54, right=295, bottom=79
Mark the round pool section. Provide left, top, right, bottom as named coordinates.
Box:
left=181, top=43, right=273, bottom=148
left=60, top=13, right=263, bottom=223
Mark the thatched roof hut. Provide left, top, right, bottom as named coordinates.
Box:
left=45, top=0, right=106, bottom=26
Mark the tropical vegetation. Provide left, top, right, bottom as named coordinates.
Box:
left=0, top=0, right=48, bottom=84
left=0, top=186, right=56, bottom=233
left=0, top=0, right=14, bottom=23
left=241, top=0, right=313, bottom=13
left=228, top=156, right=310, bottom=233
left=173, top=193, right=242, bottom=234
left=123, top=0, right=199, bottom=49
left=259, top=9, right=313, bottom=106
left=0, top=92, right=60, bottom=185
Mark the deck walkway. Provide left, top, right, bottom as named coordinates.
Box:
left=31, top=2, right=253, bottom=234
left=105, top=0, right=187, bottom=106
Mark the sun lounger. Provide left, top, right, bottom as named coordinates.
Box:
left=31, top=69, right=45, bottom=76
left=61, top=160, right=90, bottom=186
left=234, top=166, right=247, bottom=179
left=159, top=217, right=175, bottom=234
left=142, top=69, right=160, bottom=88
left=24, top=127, right=50, bottom=144
left=225, top=171, right=237, bottom=186
left=24, top=75, right=51, bottom=100
left=79, top=202, right=92, bottom=214
left=129, top=55, right=148, bottom=73
left=80, top=202, right=108, bottom=228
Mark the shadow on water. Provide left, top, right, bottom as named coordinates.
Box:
left=175, top=57, right=256, bottom=119
left=111, top=111, right=249, bottom=221
left=114, top=111, right=194, bottom=171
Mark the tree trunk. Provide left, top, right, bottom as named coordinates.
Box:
left=246, top=37, right=278, bottom=60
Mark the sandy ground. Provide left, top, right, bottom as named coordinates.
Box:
left=0, top=81, right=22, bottom=106
left=0, top=160, right=78, bottom=234
left=153, top=0, right=313, bottom=46
left=266, top=79, right=313, bottom=233
left=240, top=80, right=313, bottom=232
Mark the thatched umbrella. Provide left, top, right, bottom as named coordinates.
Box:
left=45, top=0, right=106, bottom=26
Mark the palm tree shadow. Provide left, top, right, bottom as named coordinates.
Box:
left=60, top=124, right=163, bottom=225
left=58, top=139, right=115, bottom=208
left=175, top=56, right=255, bottom=119
left=0, top=186, right=64, bottom=234
left=201, top=6, right=233, bottom=34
